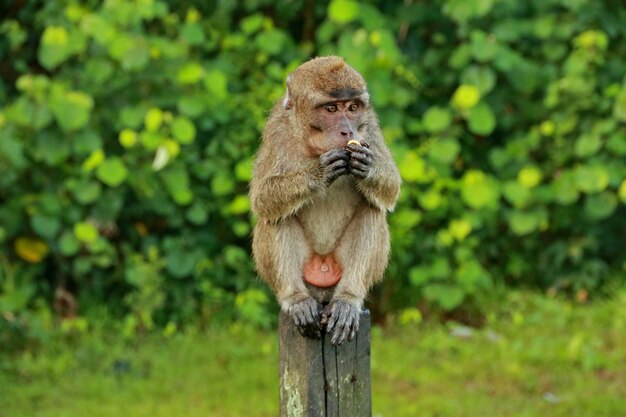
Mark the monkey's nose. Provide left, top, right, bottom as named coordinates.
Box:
left=340, top=131, right=354, bottom=138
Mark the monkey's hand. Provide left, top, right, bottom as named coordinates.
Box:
left=288, top=296, right=323, bottom=339
left=320, top=300, right=360, bottom=346
left=319, top=149, right=350, bottom=185
left=346, top=142, right=373, bottom=180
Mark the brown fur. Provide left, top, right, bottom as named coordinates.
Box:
left=249, top=56, right=401, bottom=312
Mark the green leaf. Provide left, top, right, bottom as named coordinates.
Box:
left=235, top=159, right=253, bottom=181
left=171, top=117, right=196, bottom=144
left=328, top=0, right=360, bottom=24
left=419, top=188, right=443, bottom=211
left=166, top=249, right=196, bottom=278
left=180, top=23, right=205, bottom=45
left=162, top=166, right=194, bottom=205
left=461, top=170, right=500, bottom=209
left=177, top=62, right=204, bottom=85
left=428, top=138, right=460, bottom=165
left=551, top=172, right=579, bottom=205
left=178, top=95, right=206, bottom=117
left=508, top=210, right=539, bottom=235
left=392, top=209, right=423, bottom=229
left=452, top=84, right=480, bottom=109
left=144, top=108, right=163, bottom=132
left=96, top=158, right=128, bottom=187
left=186, top=203, right=208, bottom=225
left=619, top=180, right=626, bottom=203
left=461, top=65, right=496, bottom=95
left=228, top=195, right=251, bottom=215
left=73, top=181, right=102, bottom=204
left=6, top=96, right=52, bottom=129
left=38, top=26, right=71, bottom=69
left=211, top=173, right=235, bottom=196
left=140, top=131, right=163, bottom=150
left=50, top=90, right=94, bottom=132
left=204, top=70, right=228, bottom=101
left=31, top=215, right=60, bottom=239
left=399, top=151, right=435, bottom=183
left=82, top=149, right=105, bottom=171
left=241, top=14, right=264, bottom=34
left=606, top=134, right=626, bottom=156
left=119, top=129, right=138, bottom=148
left=423, top=284, right=465, bottom=310
left=74, top=222, right=98, bottom=243
left=467, top=102, right=495, bottom=135
left=575, top=165, right=609, bottom=194
left=59, top=231, right=80, bottom=256
left=517, top=166, right=543, bottom=188
left=255, top=30, right=288, bottom=55
left=449, top=219, right=472, bottom=240
left=575, top=134, right=602, bottom=158
left=613, top=86, right=626, bottom=122
left=503, top=181, right=531, bottom=208
left=34, top=132, right=70, bottom=166
left=423, top=107, right=452, bottom=133
left=444, top=0, right=494, bottom=23
left=470, top=30, right=498, bottom=62
left=584, top=192, right=617, bottom=220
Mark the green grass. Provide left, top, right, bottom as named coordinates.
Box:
left=1, top=291, right=625, bottom=417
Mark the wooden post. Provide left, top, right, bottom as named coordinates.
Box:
left=279, top=310, right=371, bottom=417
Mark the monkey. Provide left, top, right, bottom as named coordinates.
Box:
left=249, top=56, right=401, bottom=345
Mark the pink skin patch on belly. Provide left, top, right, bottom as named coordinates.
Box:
left=303, top=253, right=343, bottom=288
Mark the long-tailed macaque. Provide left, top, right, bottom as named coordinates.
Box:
left=250, top=56, right=401, bottom=345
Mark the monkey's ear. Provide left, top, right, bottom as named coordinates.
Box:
left=284, top=74, right=294, bottom=110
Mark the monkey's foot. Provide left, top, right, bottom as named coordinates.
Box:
left=320, top=300, right=360, bottom=346
left=288, top=297, right=323, bottom=339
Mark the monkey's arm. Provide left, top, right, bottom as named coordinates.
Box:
left=348, top=140, right=401, bottom=211
left=250, top=148, right=350, bottom=221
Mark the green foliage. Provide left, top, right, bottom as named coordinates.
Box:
left=1, top=0, right=626, bottom=341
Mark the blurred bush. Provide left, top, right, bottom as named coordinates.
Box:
left=1, top=0, right=625, bottom=342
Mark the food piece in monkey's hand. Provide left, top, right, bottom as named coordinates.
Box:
left=345, top=139, right=369, bottom=148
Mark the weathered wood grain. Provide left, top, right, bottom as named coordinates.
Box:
left=279, top=310, right=371, bottom=417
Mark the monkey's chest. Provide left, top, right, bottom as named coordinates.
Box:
left=296, top=176, right=362, bottom=255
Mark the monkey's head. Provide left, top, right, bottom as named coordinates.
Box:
left=283, top=56, right=371, bottom=155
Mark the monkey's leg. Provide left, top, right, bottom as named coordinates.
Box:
left=323, top=207, right=389, bottom=345
left=254, top=218, right=322, bottom=338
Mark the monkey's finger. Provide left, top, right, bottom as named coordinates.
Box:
left=350, top=160, right=369, bottom=171
left=350, top=165, right=369, bottom=180
left=303, top=306, right=315, bottom=325
left=349, top=151, right=372, bottom=164
left=307, top=301, right=320, bottom=324
left=348, top=313, right=359, bottom=342
left=333, top=305, right=351, bottom=334
left=346, top=144, right=373, bottom=157
left=326, top=308, right=341, bottom=332
left=320, top=149, right=350, bottom=165
left=332, top=324, right=350, bottom=345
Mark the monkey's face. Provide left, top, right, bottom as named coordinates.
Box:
left=282, top=56, right=371, bottom=156
left=304, top=97, right=367, bottom=155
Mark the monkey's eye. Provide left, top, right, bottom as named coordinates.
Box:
left=348, top=103, right=359, bottom=112
left=324, top=104, right=338, bottom=113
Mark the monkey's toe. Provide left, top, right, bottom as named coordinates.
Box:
left=288, top=297, right=322, bottom=339
left=321, top=300, right=360, bottom=346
